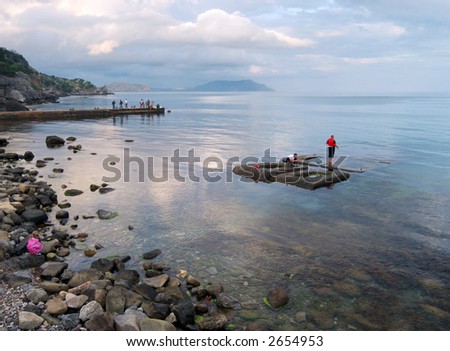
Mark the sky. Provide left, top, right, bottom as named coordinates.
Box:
left=1, top=0, right=450, bottom=93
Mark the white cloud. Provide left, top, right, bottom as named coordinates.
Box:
left=316, top=22, right=406, bottom=38
left=167, top=9, right=314, bottom=48
left=88, top=40, right=119, bottom=55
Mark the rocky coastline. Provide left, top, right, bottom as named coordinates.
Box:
left=1, top=136, right=289, bottom=331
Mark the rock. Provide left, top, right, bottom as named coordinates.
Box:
left=61, top=313, right=80, bottom=330
left=55, top=210, right=69, bottom=219
left=84, top=312, right=115, bottom=331
left=142, top=249, right=162, bottom=260
left=96, top=209, right=118, bottom=220
left=64, top=189, right=83, bottom=196
left=90, top=184, right=100, bottom=192
left=0, top=138, right=8, bottom=147
left=199, top=312, right=228, bottom=330
left=266, top=287, right=289, bottom=308
left=140, top=318, right=176, bottom=331
left=141, top=301, right=170, bottom=319
left=114, top=313, right=140, bottom=331
left=98, top=187, right=115, bottom=194
left=66, top=136, right=77, bottom=142
left=217, top=293, right=241, bottom=310
left=25, top=288, right=49, bottom=304
left=35, top=159, right=47, bottom=168
left=38, top=281, right=69, bottom=294
left=23, top=151, right=34, bottom=161
left=40, top=262, right=68, bottom=280
left=206, top=284, right=224, bottom=298
left=79, top=300, right=104, bottom=322
left=46, top=297, right=68, bottom=315
left=186, top=275, right=201, bottom=287
left=65, top=293, right=89, bottom=309
left=21, top=209, right=48, bottom=224
left=106, top=286, right=126, bottom=314
left=84, top=249, right=97, bottom=257
left=172, top=301, right=195, bottom=328
left=45, top=135, right=65, bottom=148
left=143, top=274, right=169, bottom=288
left=67, top=269, right=104, bottom=288
left=18, top=311, right=44, bottom=330
left=53, top=168, right=64, bottom=173
left=40, top=239, right=60, bottom=254
left=90, top=258, right=115, bottom=273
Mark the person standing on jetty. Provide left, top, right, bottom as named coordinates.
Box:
left=112, top=100, right=116, bottom=109
left=326, top=135, right=338, bottom=169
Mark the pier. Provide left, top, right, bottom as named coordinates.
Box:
left=0, top=107, right=165, bottom=120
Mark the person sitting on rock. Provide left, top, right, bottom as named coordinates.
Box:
left=282, top=153, right=299, bottom=166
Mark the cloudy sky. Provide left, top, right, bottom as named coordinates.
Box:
left=1, top=0, right=449, bottom=93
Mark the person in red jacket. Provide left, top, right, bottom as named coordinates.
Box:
left=326, top=135, right=338, bottom=169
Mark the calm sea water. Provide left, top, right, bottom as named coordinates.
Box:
left=2, top=92, right=449, bottom=330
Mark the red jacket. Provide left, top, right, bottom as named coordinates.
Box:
left=326, top=138, right=336, bottom=147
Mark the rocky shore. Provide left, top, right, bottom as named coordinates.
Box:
left=0, top=136, right=281, bottom=331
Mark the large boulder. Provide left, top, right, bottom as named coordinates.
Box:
left=45, top=135, right=65, bottom=148
left=21, top=209, right=48, bottom=224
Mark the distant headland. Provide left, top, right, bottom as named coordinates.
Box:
left=0, top=48, right=108, bottom=112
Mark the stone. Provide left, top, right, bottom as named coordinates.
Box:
left=114, top=313, right=140, bottom=331
left=65, top=293, right=89, bottom=309
left=55, top=210, right=69, bottom=219
left=38, top=281, right=69, bottom=294
left=142, top=249, right=162, bottom=260
left=84, top=312, right=115, bottom=331
left=143, top=274, right=169, bottom=288
left=267, top=287, right=289, bottom=308
left=80, top=300, right=104, bottom=322
left=41, top=262, right=68, bottom=279
left=140, top=318, right=176, bottom=331
left=98, top=187, right=115, bottom=194
left=141, top=301, right=170, bottom=319
left=46, top=297, right=68, bottom=315
left=96, top=209, right=118, bottom=220
left=171, top=301, right=195, bottom=327
left=106, top=286, right=126, bottom=314
left=61, top=313, right=80, bottom=330
left=23, top=151, right=35, bottom=161
left=21, top=209, right=48, bottom=224
left=45, top=135, right=65, bottom=148
left=18, top=311, right=44, bottom=330
left=199, top=312, right=228, bottom=331
left=25, top=288, right=49, bottom=304
left=67, top=269, right=104, bottom=288
left=64, top=189, right=83, bottom=196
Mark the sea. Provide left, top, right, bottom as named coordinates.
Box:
left=1, top=91, right=449, bottom=330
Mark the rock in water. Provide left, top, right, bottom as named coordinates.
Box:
left=266, top=287, right=289, bottom=308
left=45, top=135, right=65, bottom=148
left=96, top=209, right=118, bottom=220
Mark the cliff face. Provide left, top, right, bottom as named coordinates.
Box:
left=0, top=48, right=108, bottom=111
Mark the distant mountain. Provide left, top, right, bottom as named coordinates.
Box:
left=106, top=82, right=150, bottom=92
left=0, top=47, right=108, bottom=111
left=189, top=80, right=274, bottom=92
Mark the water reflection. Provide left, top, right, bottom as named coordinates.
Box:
left=1, top=92, right=449, bottom=330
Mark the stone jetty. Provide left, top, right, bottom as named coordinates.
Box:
left=0, top=107, right=165, bottom=120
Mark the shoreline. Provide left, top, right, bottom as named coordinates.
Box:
left=0, top=136, right=255, bottom=331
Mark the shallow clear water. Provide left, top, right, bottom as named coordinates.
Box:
left=2, top=92, right=449, bottom=330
